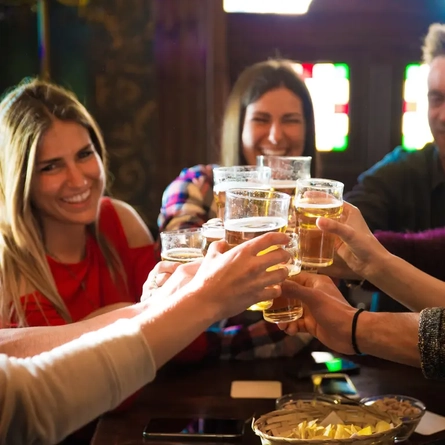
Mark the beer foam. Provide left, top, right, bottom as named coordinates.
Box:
left=270, top=180, right=297, bottom=189
left=295, top=199, right=343, bottom=209
left=224, top=216, right=287, bottom=232
left=203, top=228, right=225, bottom=239
left=214, top=181, right=270, bottom=193
left=161, top=248, right=204, bottom=262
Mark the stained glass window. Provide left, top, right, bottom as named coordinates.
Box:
left=293, top=63, right=350, bottom=152
left=223, top=0, right=313, bottom=14
left=402, top=63, right=433, bottom=150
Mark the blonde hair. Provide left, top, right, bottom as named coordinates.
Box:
left=220, top=59, right=317, bottom=176
left=0, top=78, right=123, bottom=326
left=422, top=23, right=445, bottom=64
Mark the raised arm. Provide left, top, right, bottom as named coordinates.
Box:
left=1, top=232, right=291, bottom=444
left=319, top=202, right=445, bottom=311
left=279, top=274, right=420, bottom=368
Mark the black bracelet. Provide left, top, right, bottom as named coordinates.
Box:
left=351, top=308, right=365, bottom=355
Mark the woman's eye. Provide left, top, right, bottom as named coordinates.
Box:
left=40, top=164, right=56, bottom=173
left=78, top=149, right=94, bottom=159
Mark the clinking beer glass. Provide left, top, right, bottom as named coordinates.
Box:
left=257, top=155, right=312, bottom=233
left=294, top=178, right=344, bottom=268
left=160, top=228, right=205, bottom=263
left=224, top=188, right=302, bottom=322
left=213, top=166, right=272, bottom=220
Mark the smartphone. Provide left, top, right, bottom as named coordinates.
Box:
left=143, top=417, right=245, bottom=440
left=291, top=352, right=360, bottom=379
left=312, top=373, right=360, bottom=399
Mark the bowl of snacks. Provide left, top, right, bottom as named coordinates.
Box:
left=276, top=393, right=339, bottom=410
left=360, top=394, right=426, bottom=442
left=253, top=398, right=402, bottom=445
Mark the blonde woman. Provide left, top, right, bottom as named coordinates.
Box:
left=0, top=79, right=158, bottom=332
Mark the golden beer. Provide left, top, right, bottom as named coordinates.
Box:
left=214, top=182, right=244, bottom=220
left=214, top=182, right=270, bottom=220
left=295, top=198, right=343, bottom=267
left=270, top=179, right=298, bottom=233
left=263, top=296, right=304, bottom=323
left=264, top=272, right=304, bottom=323
left=161, top=247, right=204, bottom=263
left=225, top=216, right=287, bottom=249
left=270, top=179, right=297, bottom=197
left=202, top=227, right=225, bottom=254
left=225, top=216, right=287, bottom=311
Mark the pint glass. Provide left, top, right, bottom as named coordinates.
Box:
left=160, top=228, right=205, bottom=263
left=202, top=218, right=225, bottom=255
left=262, top=233, right=303, bottom=323
left=213, top=166, right=271, bottom=220
left=294, top=178, right=344, bottom=268
left=224, top=188, right=302, bottom=322
left=256, top=156, right=312, bottom=232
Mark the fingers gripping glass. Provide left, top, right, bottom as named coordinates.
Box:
left=224, top=188, right=302, bottom=322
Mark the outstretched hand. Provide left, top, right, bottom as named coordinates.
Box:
left=141, top=232, right=292, bottom=321
left=190, top=232, right=291, bottom=319
left=278, top=272, right=357, bottom=355
left=317, top=202, right=389, bottom=280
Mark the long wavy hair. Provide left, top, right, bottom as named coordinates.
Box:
left=220, top=59, right=318, bottom=176
left=0, top=78, right=123, bottom=326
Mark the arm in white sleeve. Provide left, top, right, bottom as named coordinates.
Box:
left=0, top=318, right=156, bottom=445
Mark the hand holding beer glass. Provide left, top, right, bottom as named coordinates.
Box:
left=213, top=166, right=272, bottom=220
left=256, top=156, right=312, bottom=232
left=294, top=179, right=344, bottom=269
left=160, top=228, right=205, bottom=263
left=224, top=188, right=302, bottom=322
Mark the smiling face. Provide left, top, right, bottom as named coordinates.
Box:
left=428, top=56, right=445, bottom=157
left=30, top=119, right=105, bottom=231
left=241, top=87, right=306, bottom=165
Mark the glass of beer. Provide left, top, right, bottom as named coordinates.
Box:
left=257, top=156, right=312, bottom=233
left=202, top=218, right=225, bottom=255
left=294, top=178, right=344, bottom=268
left=213, top=166, right=271, bottom=220
left=262, top=232, right=303, bottom=323
left=160, top=228, right=205, bottom=263
left=224, top=188, right=302, bottom=321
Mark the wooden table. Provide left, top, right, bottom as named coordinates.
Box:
left=92, top=346, right=445, bottom=445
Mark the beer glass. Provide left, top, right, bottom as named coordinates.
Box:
left=213, top=166, right=271, bottom=220
left=202, top=218, right=225, bottom=255
left=257, top=156, right=312, bottom=233
left=262, top=232, right=303, bottom=323
left=294, top=178, right=344, bottom=268
left=160, top=228, right=205, bottom=263
left=224, top=188, right=302, bottom=321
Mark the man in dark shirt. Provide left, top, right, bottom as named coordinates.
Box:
left=346, top=23, right=445, bottom=311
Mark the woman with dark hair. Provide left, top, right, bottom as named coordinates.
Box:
left=156, top=60, right=316, bottom=361
left=158, top=59, right=317, bottom=232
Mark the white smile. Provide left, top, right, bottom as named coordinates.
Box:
left=260, top=149, right=290, bottom=156
left=62, top=189, right=91, bottom=204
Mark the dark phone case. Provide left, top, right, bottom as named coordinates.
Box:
left=143, top=418, right=245, bottom=441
